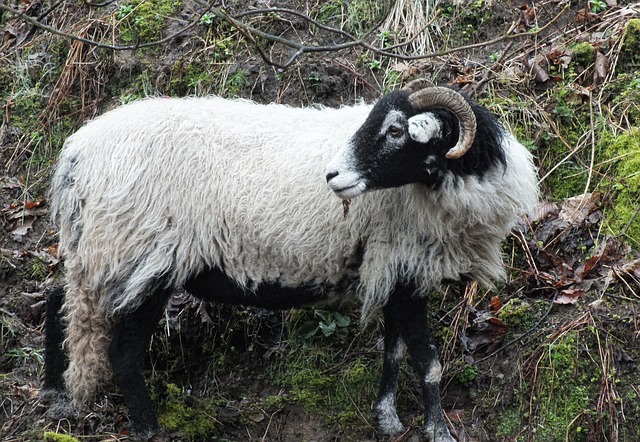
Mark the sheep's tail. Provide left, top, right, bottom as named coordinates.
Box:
left=62, top=256, right=114, bottom=406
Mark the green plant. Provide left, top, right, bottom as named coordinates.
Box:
left=457, top=364, right=478, bottom=384
left=292, top=308, right=351, bottom=341
left=26, top=257, right=49, bottom=280
left=589, top=0, right=608, bottom=13
left=314, top=0, right=388, bottom=37
left=378, top=29, right=393, bottom=47
left=200, top=12, right=215, bottom=26
left=0, top=314, right=17, bottom=347
left=7, top=347, right=44, bottom=374
left=367, top=58, right=382, bottom=70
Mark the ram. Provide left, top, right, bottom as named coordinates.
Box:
left=45, top=81, right=538, bottom=441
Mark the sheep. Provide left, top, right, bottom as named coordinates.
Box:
left=45, top=81, right=538, bottom=442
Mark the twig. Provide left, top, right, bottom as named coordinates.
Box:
left=0, top=3, right=212, bottom=50
left=471, top=40, right=515, bottom=98
left=0, top=3, right=570, bottom=70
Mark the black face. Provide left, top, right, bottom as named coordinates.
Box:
left=325, top=89, right=508, bottom=199
left=348, top=91, right=459, bottom=190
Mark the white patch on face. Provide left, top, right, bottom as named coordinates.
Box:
left=408, top=113, right=442, bottom=144
left=374, top=393, right=405, bottom=435
left=423, top=360, right=443, bottom=384
left=424, top=155, right=437, bottom=165
left=325, top=141, right=367, bottom=199
left=375, top=110, right=408, bottom=156
left=378, top=110, right=407, bottom=139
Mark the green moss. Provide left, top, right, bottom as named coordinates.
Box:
left=603, top=74, right=640, bottom=125
left=271, top=314, right=389, bottom=427
left=260, top=393, right=289, bottom=412
left=117, top=0, right=181, bottom=43
left=495, top=331, right=602, bottom=442
left=534, top=333, right=596, bottom=441
left=621, top=19, right=640, bottom=64
left=599, top=129, right=640, bottom=245
left=43, top=432, right=80, bottom=442
left=537, top=86, right=595, bottom=200
left=497, top=299, right=546, bottom=333
left=273, top=346, right=378, bottom=416
left=157, top=383, right=218, bottom=440
left=168, top=55, right=245, bottom=97
left=495, top=407, right=525, bottom=438
left=572, top=42, right=596, bottom=66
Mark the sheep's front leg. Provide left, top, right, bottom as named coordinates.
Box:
left=383, top=288, right=455, bottom=442
left=108, top=289, right=172, bottom=439
left=374, top=305, right=406, bottom=435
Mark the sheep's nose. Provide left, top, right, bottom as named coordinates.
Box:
left=325, top=170, right=339, bottom=183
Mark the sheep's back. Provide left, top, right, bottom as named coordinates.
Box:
left=51, top=97, right=371, bottom=314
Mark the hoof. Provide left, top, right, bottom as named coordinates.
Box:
left=422, top=422, right=456, bottom=442
left=41, top=389, right=75, bottom=420
left=374, top=402, right=405, bottom=436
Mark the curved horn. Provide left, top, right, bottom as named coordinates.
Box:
left=402, top=78, right=435, bottom=94
left=408, top=87, right=477, bottom=159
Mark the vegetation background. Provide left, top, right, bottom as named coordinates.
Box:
left=1, top=0, right=640, bottom=441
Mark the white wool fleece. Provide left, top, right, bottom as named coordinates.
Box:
left=50, top=97, right=538, bottom=320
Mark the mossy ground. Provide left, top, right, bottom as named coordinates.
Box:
left=116, top=0, right=181, bottom=44
left=43, top=432, right=80, bottom=442
left=156, top=384, right=219, bottom=440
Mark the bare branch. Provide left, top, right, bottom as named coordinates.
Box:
left=0, top=2, right=569, bottom=70
left=217, top=4, right=569, bottom=69
left=0, top=3, right=213, bottom=50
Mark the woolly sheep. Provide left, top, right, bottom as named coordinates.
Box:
left=45, top=82, right=538, bottom=441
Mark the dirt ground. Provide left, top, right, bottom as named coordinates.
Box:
left=1, top=0, right=640, bottom=441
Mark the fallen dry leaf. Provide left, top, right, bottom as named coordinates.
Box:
left=490, top=295, right=502, bottom=312
left=593, top=51, right=610, bottom=85
left=559, top=193, right=600, bottom=226
left=554, top=289, right=584, bottom=304
left=10, top=217, right=35, bottom=238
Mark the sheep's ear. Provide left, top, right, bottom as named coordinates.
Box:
left=407, top=113, right=442, bottom=144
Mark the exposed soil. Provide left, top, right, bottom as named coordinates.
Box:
left=1, top=0, right=640, bottom=441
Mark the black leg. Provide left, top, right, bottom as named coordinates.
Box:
left=383, top=286, right=455, bottom=442
left=108, top=289, right=171, bottom=438
left=44, top=287, right=68, bottom=392
left=374, top=302, right=406, bottom=435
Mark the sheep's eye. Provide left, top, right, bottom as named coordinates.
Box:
left=387, top=125, right=403, bottom=138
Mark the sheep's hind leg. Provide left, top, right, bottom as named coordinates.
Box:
left=387, top=288, right=455, bottom=442
left=42, top=286, right=76, bottom=420
left=374, top=304, right=406, bottom=436
left=108, top=289, right=172, bottom=439
left=44, top=286, right=68, bottom=392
